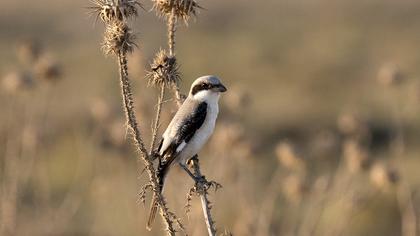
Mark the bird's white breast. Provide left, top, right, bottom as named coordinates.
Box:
left=177, top=98, right=219, bottom=164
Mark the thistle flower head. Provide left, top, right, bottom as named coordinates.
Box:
left=102, top=20, right=137, bottom=55
left=147, top=49, right=180, bottom=87
left=152, top=0, right=201, bottom=22
left=91, top=0, right=141, bottom=23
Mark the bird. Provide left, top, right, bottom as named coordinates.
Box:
left=146, top=75, right=227, bottom=231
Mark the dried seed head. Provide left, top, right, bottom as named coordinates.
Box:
left=275, top=141, right=305, bottom=171
left=2, top=71, right=34, bottom=93
left=147, top=49, right=180, bottom=87
left=370, top=162, right=399, bottom=190
left=343, top=140, right=370, bottom=173
left=152, top=0, right=201, bottom=21
left=102, top=21, right=136, bottom=55
left=91, top=0, right=140, bottom=23
left=377, top=63, right=404, bottom=86
left=33, top=55, right=62, bottom=82
left=17, top=40, right=43, bottom=64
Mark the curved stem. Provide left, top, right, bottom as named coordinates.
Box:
left=168, top=8, right=177, bottom=56
left=150, top=84, right=165, bottom=153
left=191, top=157, right=217, bottom=236
left=117, top=51, right=175, bottom=235
left=165, top=7, right=218, bottom=235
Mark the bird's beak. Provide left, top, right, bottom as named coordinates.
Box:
left=216, top=84, right=227, bottom=93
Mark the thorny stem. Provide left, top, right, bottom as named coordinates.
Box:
left=168, top=8, right=177, bottom=56
left=150, top=84, right=165, bottom=153
left=191, top=157, right=217, bottom=236
left=116, top=51, right=175, bottom=235
left=166, top=8, right=219, bottom=233
left=167, top=8, right=183, bottom=107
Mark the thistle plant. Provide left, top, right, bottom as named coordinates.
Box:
left=149, top=1, right=220, bottom=235
left=91, top=0, right=221, bottom=235
left=91, top=0, right=178, bottom=235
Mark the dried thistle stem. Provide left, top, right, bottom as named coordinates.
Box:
left=171, top=85, right=217, bottom=235
left=150, top=84, right=165, bottom=152
left=166, top=16, right=218, bottom=236
left=190, top=157, right=217, bottom=236
left=167, top=8, right=184, bottom=107
left=116, top=51, right=175, bottom=235
left=151, top=1, right=219, bottom=234
left=168, top=8, right=177, bottom=56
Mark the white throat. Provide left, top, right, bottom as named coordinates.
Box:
left=191, top=90, right=220, bottom=104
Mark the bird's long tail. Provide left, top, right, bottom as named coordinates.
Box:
left=146, top=163, right=168, bottom=231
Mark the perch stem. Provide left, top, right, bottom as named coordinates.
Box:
left=117, top=51, right=175, bottom=235
left=150, top=84, right=165, bottom=153
left=191, top=157, right=217, bottom=236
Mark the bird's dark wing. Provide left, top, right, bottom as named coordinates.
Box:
left=157, top=101, right=208, bottom=179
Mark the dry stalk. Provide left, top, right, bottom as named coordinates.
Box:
left=150, top=84, right=165, bottom=152
left=117, top=51, right=176, bottom=235
left=189, top=156, right=220, bottom=236
left=91, top=0, right=180, bottom=234
left=151, top=0, right=221, bottom=234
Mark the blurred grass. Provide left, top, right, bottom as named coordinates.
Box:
left=1, top=0, right=420, bottom=235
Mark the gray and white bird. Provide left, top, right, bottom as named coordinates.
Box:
left=147, top=75, right=227, bottom=230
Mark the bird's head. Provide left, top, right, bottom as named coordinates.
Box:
left=189, top=75, right=227, bottom=101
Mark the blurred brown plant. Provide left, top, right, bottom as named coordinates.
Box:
left=342, top=139, right=370, bottom=173
left=369, top=162, right=399, bottom=190
left=377, top=63, right=405, bottom=86
left=16, top=40, right=43, bottom=65
left=1, top=71, right=34, bottom=93
left=275, top=141, right=305, bottom=172
left=33, top=55, right=62, bottom=82
left=282, top=174, right=306, bottom=204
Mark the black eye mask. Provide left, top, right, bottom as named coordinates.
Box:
left=191, top=83, right=213, bottom=95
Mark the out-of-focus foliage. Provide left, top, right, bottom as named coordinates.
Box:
left=1, top=0, right=420, bottom=235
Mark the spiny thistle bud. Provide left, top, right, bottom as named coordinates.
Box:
left=102, top=20, right=136, bottom=55
left=147, top=49, right=180, bottom=87
left=91, top=0, right=140, bottom=23
left=152, top=0, right=201, bottom=21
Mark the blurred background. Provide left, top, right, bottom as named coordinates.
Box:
left=1, top=0, right=420, bottom=235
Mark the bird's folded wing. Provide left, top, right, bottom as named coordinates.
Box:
left=158, top=101, right=208, bottom=166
